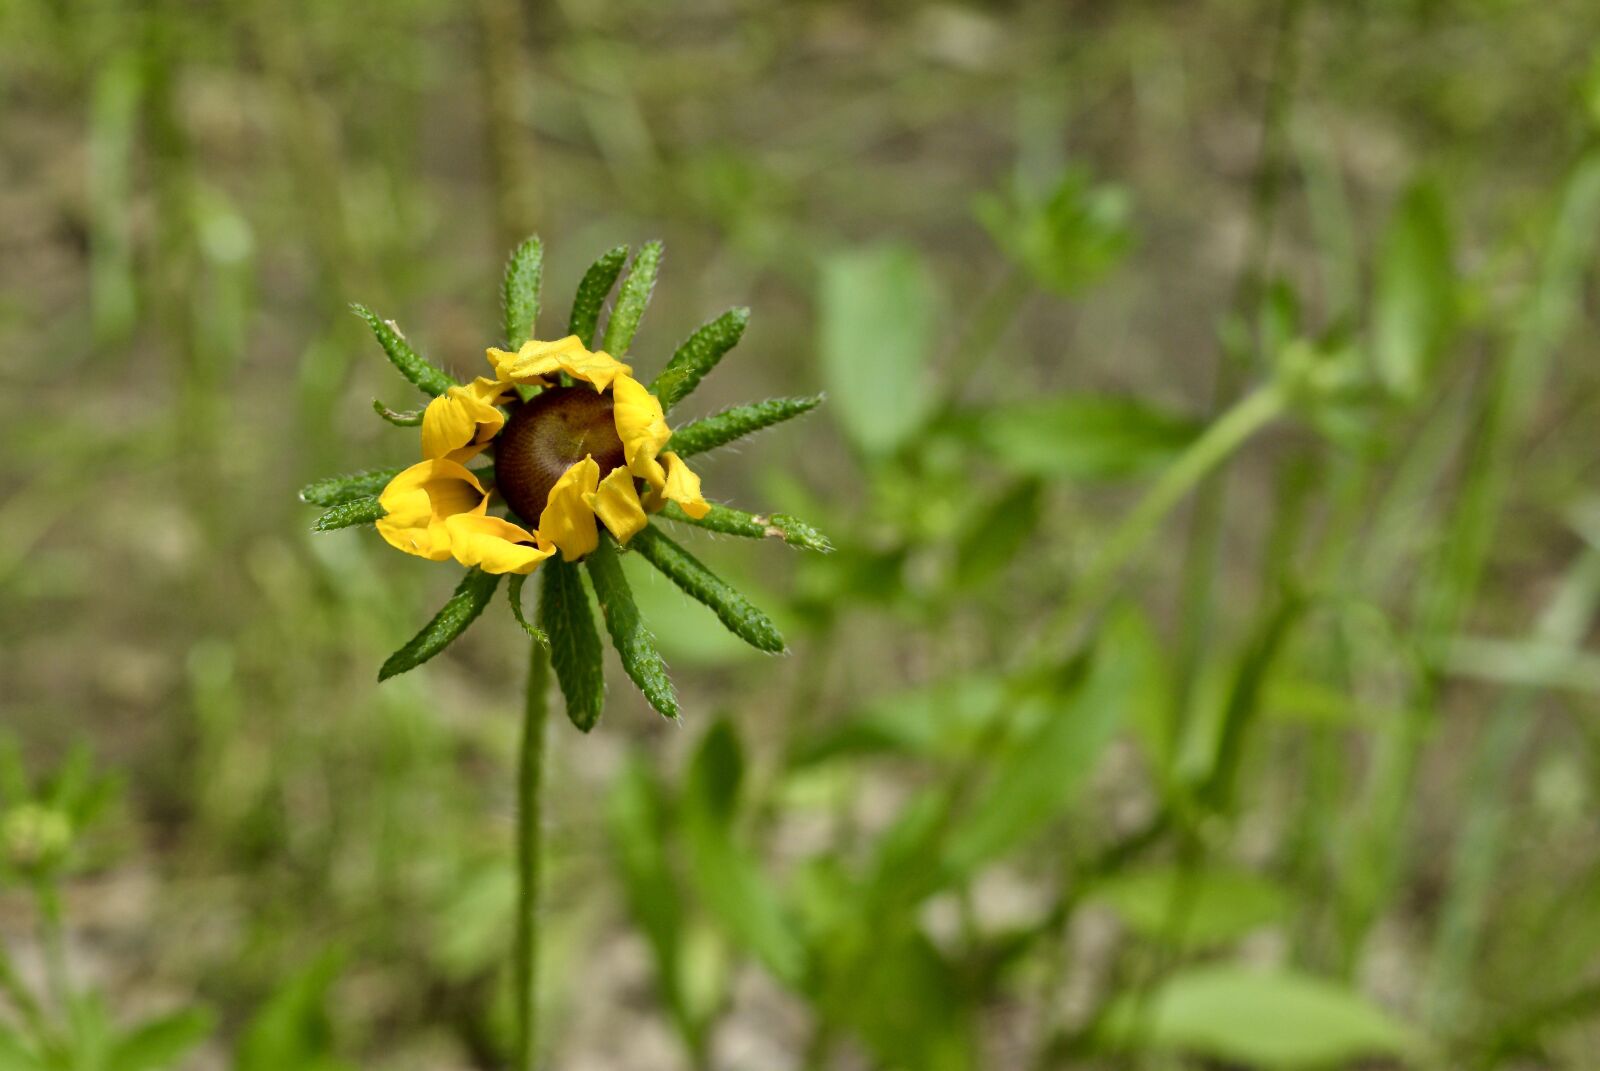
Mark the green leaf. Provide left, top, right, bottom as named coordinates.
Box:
left=650, top=307, right=749, bottom=410
left=819, top=245, right=937, bottom=455
left=789, top=673, right=1008, bottom=767
left=312, top=496, right=385, bottom=532
left=568, top=244, right=630, bottom=347
left=502, top=235, right=544, bottom=347
left=506, top=573, right=548, bottom=645
left=954, top=395, right=1199, bottom=480
left=540, top=556, right=606, bottom=731
left=619, top=552, right=765, bottom=667
left=236, top=954, right=356, bottom=1071
left=297, top=467, right=402, bottom=507
left=603, top=240, right=663, bottom=356
left=1099, top=964, right=1422, bottom=1068
left=943, top=610, right=1147, bottom=876
left=953, top=478, right=1042, bottom=588
left=378, top=568, right=501, bottom=681
left=350, top=304, right=456, bottom=397
left=630, top=526, right=785, bottom=653
left=975, top=168, right=1131, bottom=293
left=683, top=722, right=807, bottom=987
left=371, top=398, right=422, bottom=426
left=660, top=501, right=832, bottom=553
left=1089, top=866, right=1290, bottom=947
left=0, top=1025, right=43, bottom=1071
left=585, top=536, right=679, bottom=720
left=109, top=1008, right=215, bottom=1071
left=1372, top=181, right=1456, bottom=400
left=666, top=395, right=822, bottom=458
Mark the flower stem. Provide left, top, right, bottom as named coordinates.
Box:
left=1040, top=382, right=1287, bottom=656
left=514, top=639, right=550, bottom=1071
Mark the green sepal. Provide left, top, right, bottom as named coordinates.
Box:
left=650, top=307, right=749, bottom=411
left=569, top=244, right=630, bottom=347
left=602, top=240, right=663, bottom=357
left=660, top=502, right=833, bottom=554
left=540, top=557, right=606, bottom=731
left=378, top=568, right=501, bottom=681
left=502, top=235, right=544, bottom=347
left=372, top=398, right=423, bottom=426
left=298, top=467, right=402, bottom=507
left=507, top=573, right=549, bottom=646
left=631, top=525, right=785, bottom=653
left=585, top=535, right=680, bottom=721
left=350, top=304, right=457, bottom=397
left=667, top=395, right=823, bottom=458
left=313, top=496, right=385, bottom=532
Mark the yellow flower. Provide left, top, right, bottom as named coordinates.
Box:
left=376, top=459, right=489, bottom=561
left=421, top=376, right=514, bottom=463
left=377, top=336, right=711, bottom=575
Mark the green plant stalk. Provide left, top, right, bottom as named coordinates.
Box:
left=34, top=882, right=72, bottom=1023
left=0, top=938, right=51, bottom=1049
left=514, top=640, right=550, bottom=1071
left=1039, top=382, right=1286, bottom=658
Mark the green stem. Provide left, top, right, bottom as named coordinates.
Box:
left=34, top=883, right=72, bottom=1023
left=1039, top=382, right=1286, bottom=657
left=514, top=640, right=550, bottom=1071
left=0, top=939, right=51, bottom=1048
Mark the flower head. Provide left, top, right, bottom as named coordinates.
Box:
left=302, top=237, right=828, bottom=726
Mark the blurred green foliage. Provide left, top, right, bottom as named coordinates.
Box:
left=6, top=0, right=1600, bottom=1068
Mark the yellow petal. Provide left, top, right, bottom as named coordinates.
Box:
left=445, top=514, right=556, bottom=575
left=611, top=374, right=672, bottom=477
left=584, top=466, right=648, bottom=545
left=376, top=460, right=488, bottom=561
left=421, top=377, right=510, bottom=462
left=537, top=455, right=600, bottom=561
left=491, top=335, right=632, bottom=391
left=643, top=451, right=710, bottom=519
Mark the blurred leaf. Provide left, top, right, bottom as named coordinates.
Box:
left=631, top=526, right=785, bottom=653
left=311, top=496, right=384, bottom=532
left=108, top=1008, right=214, bottom=1071
left=0, top=1026, right=42, bottom=1071
left=297, top=467, right=402, bottom=508
left=236, top=954, right=355, bottom=1071
left=349, top=304, right=456, bottom=397
left=790, top=674, right=1008, bottom=767
left=377, top=568, right=501, bottom=681
left=431, top=861, right=514, bottom=977
left=683, top=722, right=807, bottom=987
left=1090, top=866, right=1290, bottom=946
left=1372, top=182, right=1455, bottom=400
left=650, top=307, right=749, bottom=411
left=1099, top=964, right=1422, bottom=1068
left=608, top=755, right=716, bottom=1058
left=502, top=235, right=544, bottom=347
left=975, top=169, right=1131, bottom=293
left=953, top=477, right=1042, bottom=588
left=568, top=244, right=629, bottom=347
left=541, top=557, right=606, bottom=731
left=586, top=536, right=679, bottom=720
left=944, top=611, right=1147, bottom=876
left=819, top=245, right=938, bottom=456
left=667, top=395, right=823, bottom=458
left=954, top=395, right=1199, bottom=480
left=660, top=500, right=832, bottom=553
left=603, top=240, right=662, bottom=356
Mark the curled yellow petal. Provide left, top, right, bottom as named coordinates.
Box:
left=584, top=465, right=648, bottom=545
left=445, top=514, right=555, bottom=575
left=489, top=336, right=632, bottom=392
left=538, top=455, right=600, bottom=561
left=611, top=374, right=672, bottom=478
left=421, top=376, right=511, bottom=462
left=376, top=460, right=488, bottom=562
left=643, top=451, right=710, bottom=519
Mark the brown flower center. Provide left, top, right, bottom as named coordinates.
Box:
left=493, top=386, right=627, bottom=523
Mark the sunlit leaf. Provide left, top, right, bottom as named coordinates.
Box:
left=1372, top=181, right=1455, bottom=400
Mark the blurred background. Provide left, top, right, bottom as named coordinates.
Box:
left=6, top=0, right=1600, bottom=1068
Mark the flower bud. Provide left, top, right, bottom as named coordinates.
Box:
left=494, top=387, right=628, bottom=523
left=2, top=803, right=73, bottom=876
